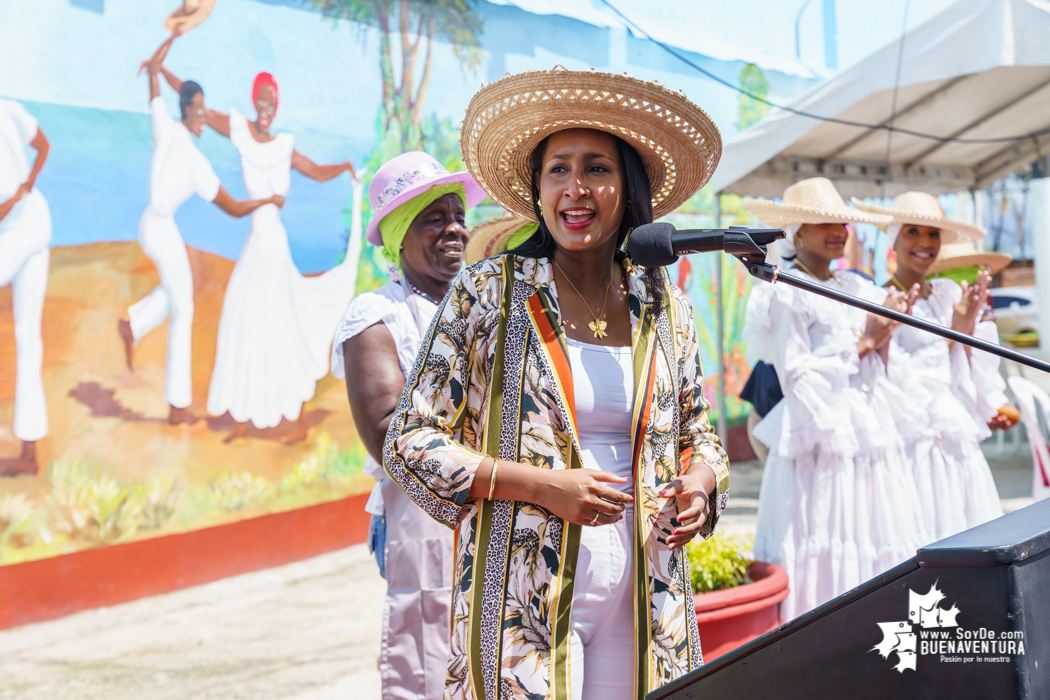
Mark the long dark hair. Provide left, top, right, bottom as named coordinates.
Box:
left=509, top=133, right=665, bottom=309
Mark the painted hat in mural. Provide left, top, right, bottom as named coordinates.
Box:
left=365, top=152, right=487, bottom=247
left=744, top=177, right=891, bottom=228
left=927, top=241, right=1012, bottom=276
left=459, top=66, right=723, bottom=221
left=164, top=0, right=217, bottom=33
left=465, top=215, right=536, bottom=265
left=851, top=191, right=985, bottom=244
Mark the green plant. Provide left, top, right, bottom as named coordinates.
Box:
left=0, top=492, right=36, bottom=552
left=736, top=63, right=771, bottom=131
left=134, top=474, right=185, bottom=530
left=201, top=471, right=271, bottom=513
left=280, top=432, right=368, bottom=492
left=686, top=532, right=755, bottom=594
left=46, top=460, right=142, bottom=543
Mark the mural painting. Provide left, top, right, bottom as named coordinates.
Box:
left=0, top=0, right=817, bottom=566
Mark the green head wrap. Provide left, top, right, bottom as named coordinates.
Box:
left=379, top=183, right=467, bottom=269
left=928, top=265, right=983, bottom=287
left=505, top=221, right=539, bottom=251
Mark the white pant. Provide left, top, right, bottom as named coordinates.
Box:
left=0, top=189, right=51, bottom=442
left=129, top=207, right=193, bottom=408
left=570, top=504, right=636, bottom=700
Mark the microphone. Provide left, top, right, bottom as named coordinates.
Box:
left=628, top=222, right=784, bottom=267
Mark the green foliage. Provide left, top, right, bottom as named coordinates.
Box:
left=0, top=492, right=37, bottom=555
left=686, top=531, right=755, bottom=594
left=46, top=460, right=142, bottom=544
left=0, top=435, right=372, bottom=564
left=736, top=63, right=771, bottom=131
left=309, top=0, right=483, bottom=152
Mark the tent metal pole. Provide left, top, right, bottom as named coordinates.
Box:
left=715, top=194, right=728, bottom=444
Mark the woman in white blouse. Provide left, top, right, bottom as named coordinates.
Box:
left=854, top=192, right=1016, bottom=541
left=743, top=177, right=927, bottom=621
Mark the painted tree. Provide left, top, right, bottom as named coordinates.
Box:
left=736, top=63, right=771, bottom=131
left=309, top=0, right=483, bottom=156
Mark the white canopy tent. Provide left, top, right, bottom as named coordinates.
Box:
left=711, top=0, right=1050, bottom=200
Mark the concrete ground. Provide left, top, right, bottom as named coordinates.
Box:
left=0, top=449, right=1037, bottom=699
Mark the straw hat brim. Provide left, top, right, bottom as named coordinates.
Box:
left=850, top=198, right=985, bottom=243
left=465, top=216, right=533, bottom=265
left=164, top=0, right=217, bottom=33
left=743, top=198, right=890, bottom=229
left=365, top=171, right=487, bottom=247
left=460, top=68, right=722, bottom=222
left=927, top=251, right=1013, bottom=276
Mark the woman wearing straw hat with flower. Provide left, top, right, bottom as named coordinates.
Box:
left=384, top=68, right=729, bottom=699
left=742, top=177, right=926, bottom=621
left=853, top=192, right=1016, bottom=540
left=331, top=151, right=484, bottom=700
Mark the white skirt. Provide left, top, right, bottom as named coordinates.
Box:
left=905, top=438, right=1003, bottom=543
left=754, top=447, right=925, bottom=622
left=207, top=205, right=356, bottom=428
left=753, top=388, right=928, bottom=622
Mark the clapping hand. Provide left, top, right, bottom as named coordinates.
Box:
left=952, top=270, right=991, bottom=336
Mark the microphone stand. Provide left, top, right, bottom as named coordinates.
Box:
left=711, top=231, right=1050, bottom=375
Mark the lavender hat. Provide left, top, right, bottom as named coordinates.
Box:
left=366, top=151, right=487, bottom=246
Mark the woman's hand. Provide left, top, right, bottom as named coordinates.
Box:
left=952, top=270, right=991, bottom=336
left=858, top=286, right=917, bottom=358
left=662, top=466, right=716, bottom=551
left=543, top=469, right=633, bottom=527
left=989, top=403, right=1020, bottom=431
left=269, top=194, right=286, bottom=209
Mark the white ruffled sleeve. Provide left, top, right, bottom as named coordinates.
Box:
left=936, top=280, right=1009, bottom=435
left=746, top=285, right=861, bottom=459
left=330, top=286, right=409, bottom=379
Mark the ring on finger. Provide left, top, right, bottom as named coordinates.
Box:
left=590, top=511, right=600, bottom=526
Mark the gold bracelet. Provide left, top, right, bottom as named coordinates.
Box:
left=488, top=459, right=500, bottom=500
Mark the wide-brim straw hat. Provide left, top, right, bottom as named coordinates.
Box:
left=851, top=191, right=985, bottom=244
left=365, top=151, right=486, bottom=246
left=465, top=215, right=534, bottom=265
left=927, top=242, right=1012, bottom=276
left=164, top=0, right=217, bottom=33
left=744, top=177, right=890, bottom=229
left=459, top=67, right=722, bottom=221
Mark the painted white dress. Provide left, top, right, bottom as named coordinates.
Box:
left=743, top=270, right=927, bottom=621
left=207, top=109, right=357, bottom=428
left=886, top=278, right=1005, bottom=542
left=331, top=279, right=454, bottom=700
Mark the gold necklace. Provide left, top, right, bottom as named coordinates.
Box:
left=792, top=258, right=840, bottom=284
left=553, top=260, right=613, bottom=339
left=891, top=273, right=931, bottom=299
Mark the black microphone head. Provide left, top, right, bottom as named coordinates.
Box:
left=628, top=222, right=678, bottom=267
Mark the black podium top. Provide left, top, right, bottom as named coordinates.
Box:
left=917, top=497, right=1050, bottom=567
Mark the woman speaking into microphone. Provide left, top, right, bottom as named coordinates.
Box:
left=383, top=68, right=730, bottom=700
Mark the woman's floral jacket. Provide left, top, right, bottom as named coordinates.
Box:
left=383, top=254, right=730, bottom=700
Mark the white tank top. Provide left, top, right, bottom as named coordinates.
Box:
left=567, top=338, right=635, bottom=493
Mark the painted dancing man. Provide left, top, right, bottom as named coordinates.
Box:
left=119, top=30, right=284, bottom=425
left=0, top=98, right=51, bottom=476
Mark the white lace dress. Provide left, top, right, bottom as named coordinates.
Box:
left=207, top=108, right=358, bottom=428
left=743, top=270, right=927, bottom=621
left=886, top=278, right=1005, bottom=542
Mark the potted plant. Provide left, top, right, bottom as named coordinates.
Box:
left=687, top=532, right=789, bottom=661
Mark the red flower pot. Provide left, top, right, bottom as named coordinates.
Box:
left=693, top=561, right=789, bottom=662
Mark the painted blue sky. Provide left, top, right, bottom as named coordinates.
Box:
left=0, top=0, right=961, bottom=272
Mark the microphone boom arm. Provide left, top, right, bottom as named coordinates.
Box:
left=741, top=259, right=1050, bottom=375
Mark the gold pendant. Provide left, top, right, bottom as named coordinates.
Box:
left=588, top=319, right=608, bottom=339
